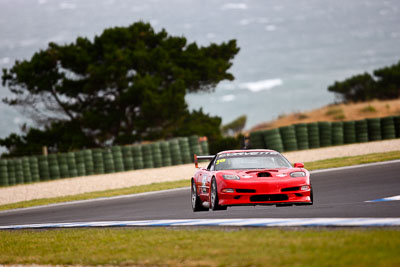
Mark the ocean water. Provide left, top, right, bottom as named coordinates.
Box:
left=0, top=0, right=399, bottom=139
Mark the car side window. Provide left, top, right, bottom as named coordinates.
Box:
left=207, top=156, right=217, bottom=171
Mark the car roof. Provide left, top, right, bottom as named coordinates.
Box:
left=217, top=149, right=277, bottom=155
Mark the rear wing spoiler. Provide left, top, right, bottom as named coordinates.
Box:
left=194, top=154, right=214, bottom=168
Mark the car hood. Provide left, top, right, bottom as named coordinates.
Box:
left=218, top=168, right=306, bottom=179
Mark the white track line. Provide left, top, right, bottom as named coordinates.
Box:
left=1, top=218, right=400, bottom=229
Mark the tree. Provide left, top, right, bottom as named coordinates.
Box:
left=221, top=115, right=247, bottom=136
left=2, top=22, right=239, bottom=153
left=327, top=60, right=400, bottom=102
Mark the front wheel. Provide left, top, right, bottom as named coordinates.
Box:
left=210, top=178, right=227, bottom=211
left=191, top=179, right=208, bottom=212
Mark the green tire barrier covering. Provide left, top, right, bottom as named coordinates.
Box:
left=331, top=122, right=344, bottom=146
left=381, top=116, right=396, bottom=140
left=355, top=119, right=369, bottom=142
left=111, top=146, right=125, bottom=172
left=160, top=141, right=172, bottom=167
left=14, top=159, right=24, bottom=184
left=75, top=151, right=86, bottom=176
left=394, top=116, right=400, bottom=138
left=0, top=159, right=8, bottom=186
left=151, top=143, right=163, bottom=168
left=200, top=139, right=210, bottom=155
left=38, top=155, right=50, bottom=181
left=121, top=146, right=134, bottom=171
left=279, top=126, right=298, bottom=151
left=7, top=159, right=16, bottom=185
left=132, top=145, right=144, bottom=170
left=250, top=131, right=265, bottom=149
left=103, top=149, right=115, bottom=174
left=367, top=118, right=382, bottom=141
left=57, top=154, right=69, bottom=178
left=67, top=152, right=78, bottom=178
left=189, top=135, right=202, bottom=156
left=48, top=154, right=60, bottom=180
left=263, top=129, right=284, bottom=152
left=169, top=139, right=183, bottom=165
left=142, top=144, right=154, bottom=169
left=343, top=121, right=356, bottom=144
left=92, top=148, right=105, bottom=174
left=22, top=157, right=32, bottom=183
left=307, top=122, right=320, bottom=149
left=29, top=156, right=40, bottom=182
left=318, top=122, right=332, bottom=147
left=294, top=123, right=309, bottom=150
left=178, top=137, right=192, bottom=164
left=83, top=150, right=94, bottom=175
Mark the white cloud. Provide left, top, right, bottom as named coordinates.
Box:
left=240, top=79, right=283, bottom=92
left=221, top=3, right=248, bottom=10
left=221, top=94, right=236, bottom=102
left=265, top=25, right=277, bottom=31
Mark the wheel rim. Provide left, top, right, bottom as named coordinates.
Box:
left=211, top=180, right=216, bottom=209
left=191, top=183, right=197, bottom=209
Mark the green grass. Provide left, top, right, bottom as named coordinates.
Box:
left=0, top=228, right=399, bottom=266
left=360, top=105, right=377, bottom=113
left=1, top=150, right=400, bottom=212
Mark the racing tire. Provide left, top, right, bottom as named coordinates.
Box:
left=210, top=178, right=227, bottom=211
left=191, top=179, right=208, bottom=212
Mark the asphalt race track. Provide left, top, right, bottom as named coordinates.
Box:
left=1, top=161, right=400, bottom=227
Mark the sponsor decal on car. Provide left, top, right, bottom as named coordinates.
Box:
left=219, top=151, right=279, bottom=158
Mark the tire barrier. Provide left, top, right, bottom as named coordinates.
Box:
left=318, top=122, right=332, bottom=147
left=355, top=120, right=369, bottom=143
left=178, top=137, right=192, bottom=164
left=0, top=160, right=8, bottom=186
left=331, top=122, right=344, bottom=146
left=29, top=156, right=40, bottom=182
left=142, top=144, right=154, bottom=169
left=294, top=124, right=309, bottom=150
left=249, top=115, right=400, bottom=153
left=394, top=116, right=400, bottom=138
left=83, top=150, right=94, bottom=175
left=67, top=152, right=78, bottom=178
left=0, top=136, right=210, bottom=187
left=151, top=143, right=163, bottom=168
left=57, top=154, right=69, bottom=178
left=249, top=131, right=265, bottom=149
left=307, top=122, right=320, bottom=149
left=279, top=126, right=298, bottom=152
left=381, top=116, right=396, bottom=140
left=22, top=157, right=32, bottom=184
left=111, top=146, right=124, bottom=172
left=38, top=155, right=50, bottom=181
left=169, top=139, right=183, bottom=165
left=343, top=121, right=356, bottom=144
left=264, top=129, right=284, bottom=152
left=367, top=118, right=382, bottom=141
left=189, top=135, right=202, bottom=159
left=103, top=149, right=115, bottom=174
left=92, top=148, right=105, bottom=174
left=132, top=145, right=144, bottom=170
left=160, top=141, right=172, bottom=167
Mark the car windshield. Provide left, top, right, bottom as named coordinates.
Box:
left=215, top=151, right=291, bottom=171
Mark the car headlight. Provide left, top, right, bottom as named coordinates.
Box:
left=290, top=171, right=306, bottom=177
left=223, top=174, right=240, bottom=180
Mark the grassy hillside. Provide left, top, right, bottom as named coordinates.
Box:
left=251, top=99, right=400, bottom=132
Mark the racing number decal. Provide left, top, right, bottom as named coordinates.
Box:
left=216, top=159, right=226, bottom=165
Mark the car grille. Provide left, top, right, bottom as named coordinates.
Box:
left=281, top=186, right=300, bottom=192
left=250, top=194, right=288, bottom=202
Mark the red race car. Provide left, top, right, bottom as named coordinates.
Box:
left=191, top=149, right=313, bottom=212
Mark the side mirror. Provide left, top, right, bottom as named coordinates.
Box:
left=294, top=163, right=304, bottom=168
